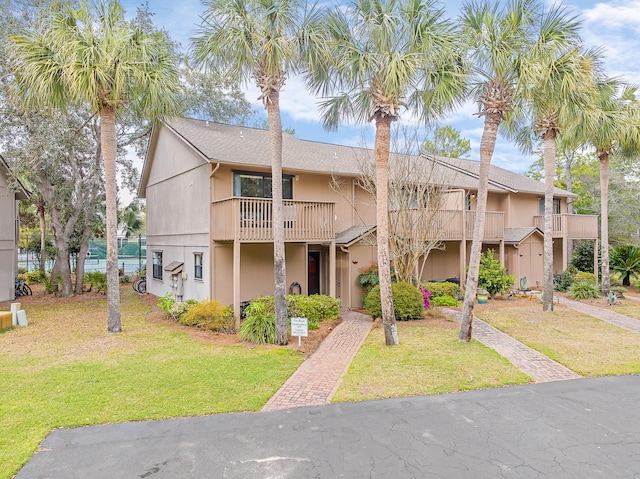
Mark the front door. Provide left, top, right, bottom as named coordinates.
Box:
left=308, top=252, right=320, bottom=295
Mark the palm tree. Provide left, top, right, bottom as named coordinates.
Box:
left=11, top=1, right=181, bottom=332
left=119, top=201, right=145, bottom=239
left=308, top=0, right=466, bottom=345
left=520, top=38, right=597, bottom=311
left=569, top=79, right=640, bottom=295
left=192, top=0, right=324, bottom=345
left=610, top=245, right=640, bottom=287
left=458, top=0, right=539, bottom=341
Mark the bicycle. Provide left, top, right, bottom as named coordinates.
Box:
left=15, top=277, right=32, bottom=297
left=132, top=277, right=146, bottom=295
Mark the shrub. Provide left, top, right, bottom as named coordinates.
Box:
left=357, top=264, right=380, bottom=296
left=17, top=266, right=27, bottom=274
left=420, top=288, right=431, bottom=308
left=84, top=271, right=107, bottom=293
left=364, top=282, right=423, bottom=321
left=25, top=270, right=46, bottom=285
left=169, top=299, right=197, bottom=320
left=571, top=240, right=599, bottom=273
left=574, top=271, right=596, bottom=284
left=478, top=250, right=515, bottom=298
left=239, top=299, right=276, bottom=344
left=431, top=295, right=459, bottom=307
left=181, top=300, right=234, bottom=333
left=568, top=281, right=600, bottom=300
left=157, top=293, right=176, bottom=315
left=287, top=294, right=340, bottom=330
left=553, top=266, right=577, bottom=292
left=421, top=281, right=460, bottom=299
left=43, top=275, right=60, bottom=294
left=119, top=275, right=130, bottom=283
left=611, top=286, right=627, bottom=299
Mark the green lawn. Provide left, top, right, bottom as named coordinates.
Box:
left=333, top=320, right=531, bottom=402
left=611, top=300, right=640, bottom=320
left=0, top=288, right=303, bottom=479
left=476, top=301, right=640, bottom=377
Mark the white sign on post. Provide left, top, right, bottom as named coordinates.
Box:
left=290, top=317, right=308, bottom=346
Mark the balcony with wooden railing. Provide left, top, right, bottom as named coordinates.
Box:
left=389, top=209, right=504, bottom=241
left=533, top=214, right=598, bottom=239
left=211, top=197, right=335, bottom=242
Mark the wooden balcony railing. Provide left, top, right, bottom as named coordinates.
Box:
left=389, top=209, right=504, bottom=241
left=465, top=211, right=504, bottom=241
left=211, top=197, right=335, bottom=242
left=533, top=214, right=599, bottom=239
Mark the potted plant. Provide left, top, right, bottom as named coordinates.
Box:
left=477, top=288, right=489, bottom=304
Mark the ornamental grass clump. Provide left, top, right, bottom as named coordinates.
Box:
left=239, top=299, right=276, bottom=344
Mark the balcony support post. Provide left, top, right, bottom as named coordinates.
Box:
left=329, top=241, right=336, bottom=298
left=459, top=240, right=467, bottom=286
left=593, top=238, right=599, bottom=283
left=233, top=239, right=241, bottom=331
left=499, top=240, right=505, bottom=266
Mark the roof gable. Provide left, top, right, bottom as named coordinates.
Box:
left=0, top=155, right=29, bottom=200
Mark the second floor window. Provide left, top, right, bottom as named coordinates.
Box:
left=233, top=171, right=293, bottom=199
left=194, top=252, right=203, bottom=280
left=152, top=251, right=163, bottom=280
left=539, top=198, right=561, bottom=215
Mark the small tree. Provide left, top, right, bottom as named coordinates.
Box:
left=478, top=250, right=515, bottom=298
left=610, top=246, right=640, bottom=287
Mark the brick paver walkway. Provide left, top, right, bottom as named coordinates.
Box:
left=557, top=296, right=640, bottom=334
left=442, top=308, right=581, bottom=383
left=262, top=309, right=372, bottom=411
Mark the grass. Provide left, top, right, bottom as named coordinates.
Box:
left=333, top=319, right=531, bottom=402
left=0, top=287, right=303, bottom=479
left=610, top=301, right=640, bottom=320
left=475, top=301, right=640, bottom=377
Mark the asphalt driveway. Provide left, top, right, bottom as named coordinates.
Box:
left=17, top=375, right=640, bottom=478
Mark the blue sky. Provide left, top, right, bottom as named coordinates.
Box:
left=122, top=0, right=640, bottom=177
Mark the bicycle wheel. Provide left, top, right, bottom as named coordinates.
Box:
left=23, top=283, right=32, bottom=296
left=132, top=279, right=141, bottom=293
left=138, top=280, right=146, bottom=294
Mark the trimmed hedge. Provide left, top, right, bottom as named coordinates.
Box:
left=364, top=282, right=423, bottom=321
left=421, top=281, right=460, bottom=299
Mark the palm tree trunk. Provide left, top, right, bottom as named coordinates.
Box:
left=459, top=111, right=501, bottom=342
left=100, top=107, right=121, bottom=333
left=266, top=90, right=288, bottom=345
left=542, top=131, right=556, bottom=312
left=599, top=151, right=610, bottom=295
left=564, top=152, right=574, bottom=259
left=375, top=116, right=398, bottom=346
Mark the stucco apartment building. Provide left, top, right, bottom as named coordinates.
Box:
left=139, top=118, right=599, bottom=316
left=0, top=155, right=29, bottom=302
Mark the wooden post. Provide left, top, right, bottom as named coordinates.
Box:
left=593, top=238, right=599, bottom=284
left=233, top=239, right=241, bottom=330
left=329, top=241, right=336, bottom=298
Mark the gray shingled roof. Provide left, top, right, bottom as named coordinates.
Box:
left=335, top=225, right=376, bottom=246
left=504, top=227, right=543, bottom=244
left=161, top=118, right=575, bottom=197
left=0, top=155, right=29, bottom=200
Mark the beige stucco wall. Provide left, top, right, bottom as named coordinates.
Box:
left=420, top=242, right=463, bottom=283
left=211, top=242, right=307, bottom=306
left=0, top=171, right=17, bottom=302
left=144, top=127, right=211, bottom=299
